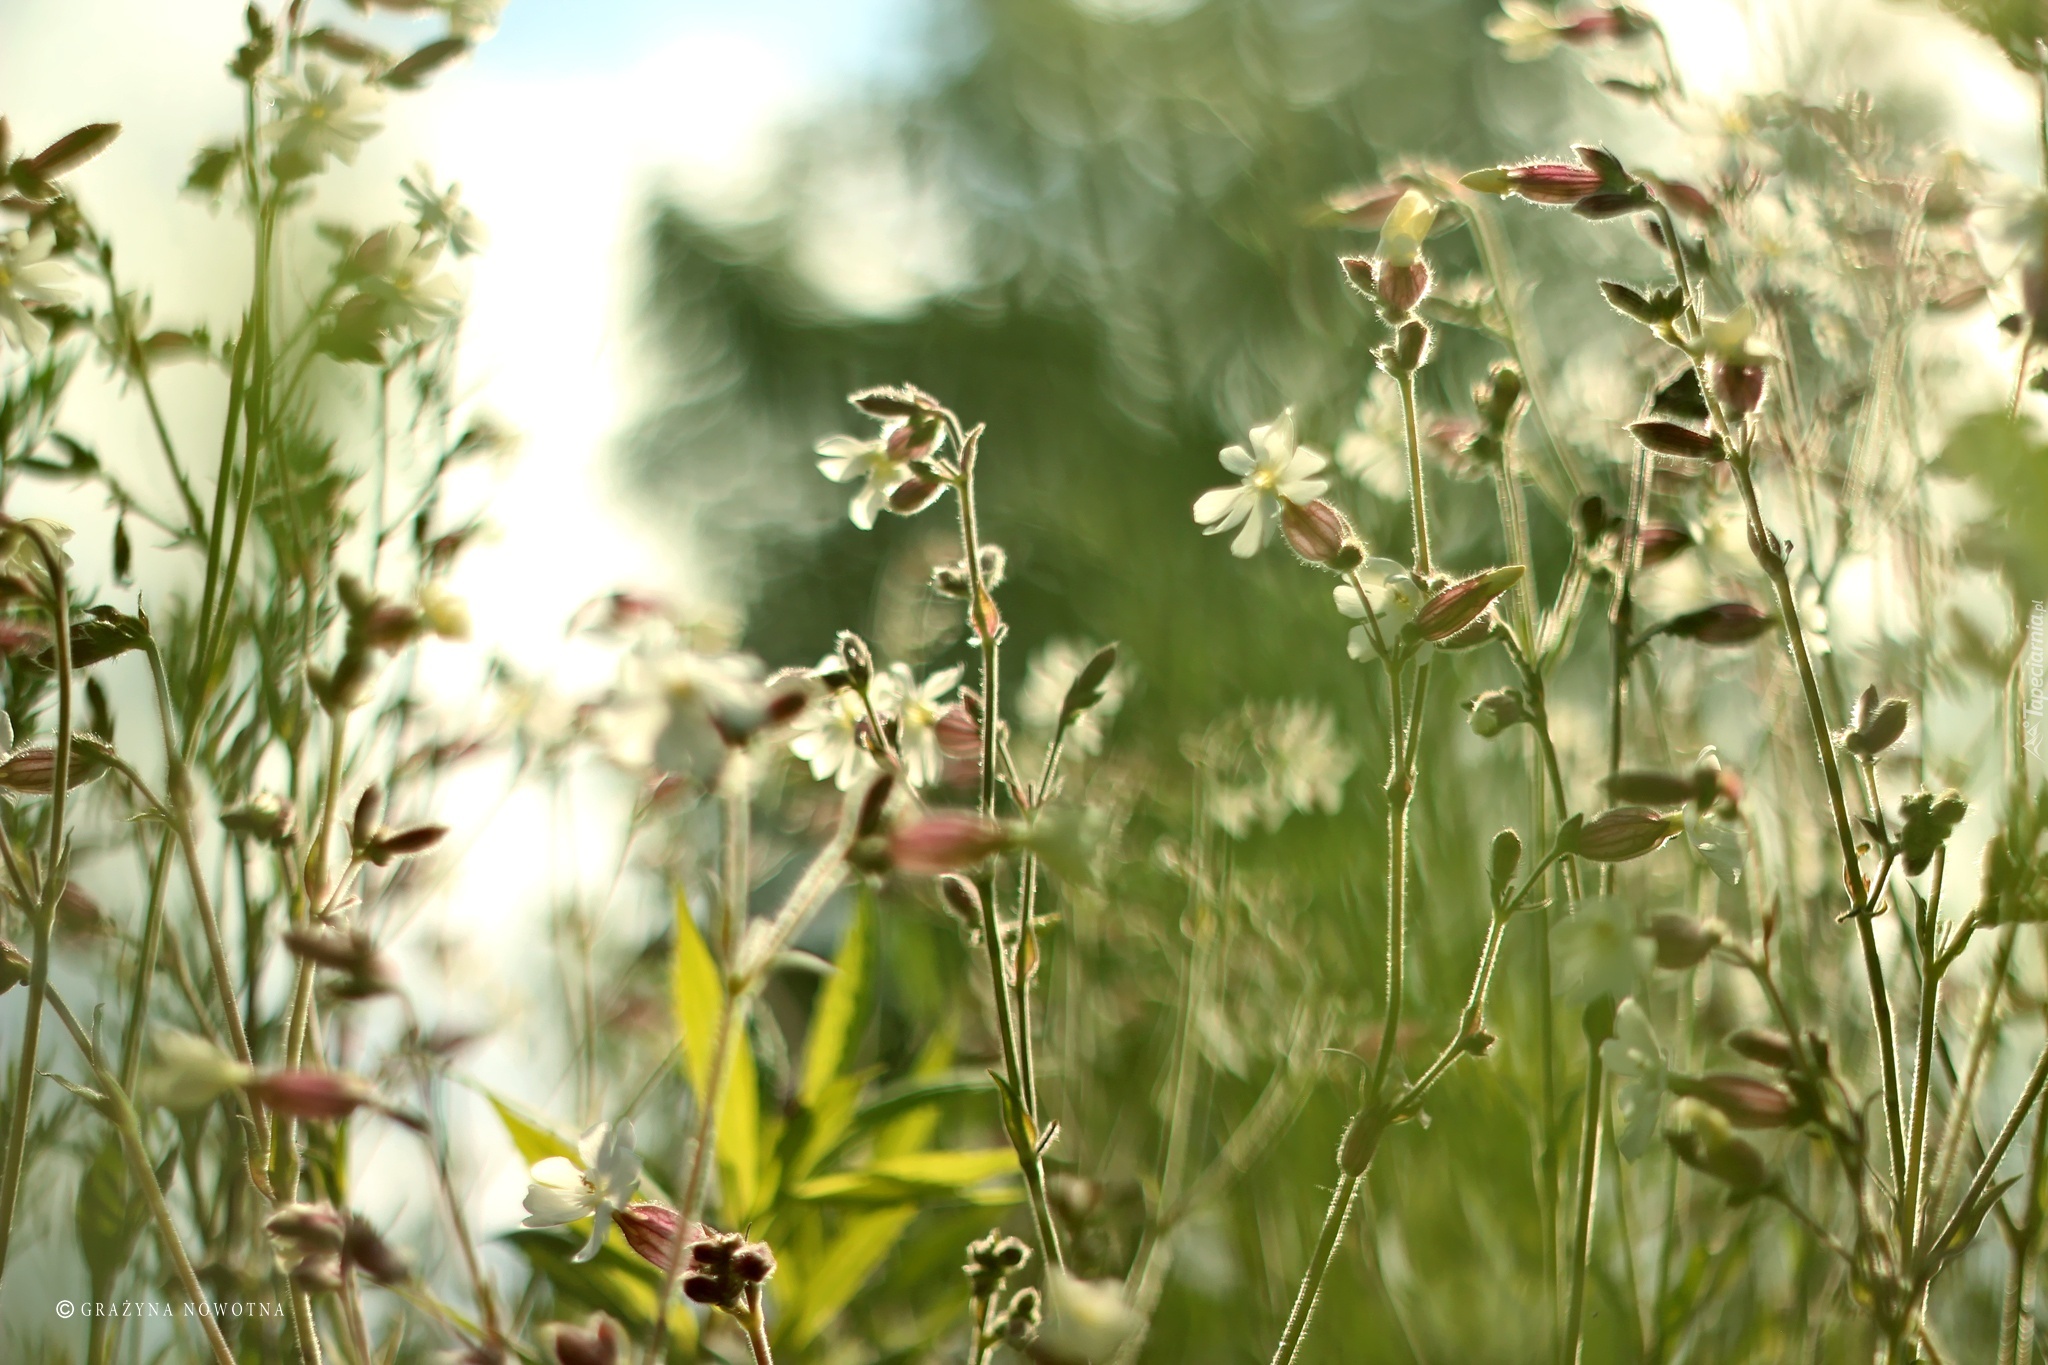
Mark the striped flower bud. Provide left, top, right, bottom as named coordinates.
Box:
left=1280, top=500, right=1364, bottom=571
left=1657, top=602, right=1774, bottom=646
left=0, top=734, right=117, bottom=794
left=1635, top=523, right=1694, bottom=568
left=612, top=1201, right=700, bottom=1274
left=545, top=1315, right=622, bottom=1365
left=1472, top=161, right=1606, bottom=206
left=1726, top=1028, right=1798, bottom=1071
left=1415, top=566, right=1524, bottom=642
left=1569, top=806, right=1685, bottom=863
left=1603, top=769, right=1696, bottom=807
left=889, top=812, right=1009, bottom=875
left=1628, top=420, right=1723, bottom=460
left=1668, top=1072, right=1797, bottom=1129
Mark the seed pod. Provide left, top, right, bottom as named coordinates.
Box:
left=1628, top=420, right=1723, bottom=460
left=1603, top=769, right=1696, bottom=807
left=1377, top=262, right=1432, bottom=320
left=0, top=735, right=117, bottom=795
left=1664, top=1100, right=1771, bottom=1198
left=939, top=874, right=983, bottom=932
left=1415, top=566, right=1524, bottom=641
left=0, top=937, right=28, bottom=995
left=834, top=631, right=874, bottom=691
left=1571, top=806, right=1685, bottom=863
left=1726, top=1028, right=1798, bottom=1071
left=1641, top=914, right=1723, bottom=970
left=1634, top=523, right=1694, bottom=568
left=1668, top=1072, right=1797, bottom=1129
left=1657, top=602, right=1774, bottom=646
left=1280, top=500, right=1363, bottom=571
left=1488, top=828, right=1524, bottom=908
left=25, top=122, right=121, bottom=178
left=545, top=1315, right=622, bottom=1365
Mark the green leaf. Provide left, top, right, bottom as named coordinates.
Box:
left=672, top=884, right=722, bottom=1100
left=782, top=1206, right=920, bottom=1350
left=503, top=1229, right=696, bottom=1358
left=1937, top=412, right=2048, bottom=602
left=484, top=1092, right=579, bottom=1168
left=800, top=890, right=876, bottom=1106
left=75, top=1132, right=150, bottom=1296
left=718, top=1012, right=760, bottom=1224
left=790, top=1148, right=1022, bottom=1203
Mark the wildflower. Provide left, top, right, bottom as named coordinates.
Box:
left=1601, top=998, right=1667, bottom=1160
left=1333, top=559, right=1427, bottom=659
left=1193, top=411, right=1331, bottom=558
left=1413, top=565, right=1523, bottom=641
left=1037, top=1271, right=1144, bottom=1365
left=611, top=1201, right=698, bottom=1272
left=1570, top=806, right=1685, bottom=862
left=875, top=662, right=962, bottom=789
left=1202, top=701, right=1356, bottom=837
left=788, top=683, right=875, bottom=790
left=1018, top=639, right=1126, bottom=755
left=887, top=811, right=1008, bottom=875
left=0, top=228, right=83, bottom=352
left=266, top=64, right=385, bottom=180
left=1280, top=499, right=1364, bottom=571
left=816, top=434, right=908, bottom=529
left=1668, top=1072, right=1798, bottom=1129
left=352, top=226, right=462, bottom=338
left=403, top=170, right=487, bottom=256
left=522, top=1121, right=642, bottom=1263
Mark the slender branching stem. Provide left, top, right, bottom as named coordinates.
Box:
left=1562, top=1028, right=1606, bottom=1365
left=1903, top=846, right=1945, bottom=1253
left=1395, top=370, right=1432, bottom=578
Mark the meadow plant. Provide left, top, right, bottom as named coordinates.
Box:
left=7, top=2, right=2048, bottom=1365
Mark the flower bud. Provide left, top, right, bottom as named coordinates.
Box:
left=343, top=1215, right=409, bottom=1285
left=1668, top=1072, right=1797, bottom=1129
left=1897, top=788, right=1968, bottom=876
left=732, top=1241, right=777, bottom=1284
left=0, top=735, right=117, bottom=794
left=0, top=937, right=27, bottom=995
left=245, top=1069, right=376, bottom=1122
left=268, top=1202, right=348, bottom=1256
left=351, top=786, right=383, bottom=850
left=1390, top=316, right=1433, bottom=367
left=1711, top=359, right=1767, bottom=417
left=544, top=1315, right=622, bottom=1365
left=1841, top=687, right=1909, bottom=758
left=1376, top=188, right=1437, bottom=267
left=854, top=772, right=896, bottom=839
left=1657, top=602, right=1774, bottom=646
left=1494, top=161, right=1606, bottom=206
left=1726, top=1028, right=1798, bottom=1071
left=932, top=564, right=970, bottom=597
left=1664, top=1100, right=1770, bottom=1198
left=1603, top=770, right=1695, bottom=806
left=1574, top=494, right=1611, bottom=544
left=1476, top=363, right=1524, bottom=433
left=1415, top=566, right=1524, bottom=642
left=284, top=926, right=396, bottom=999
left=1488, top=828, right=1524, bottom=906
left=834, top=631, right=874, bottom=692
left=1569, top=806, right=1684, bottom=863
left=1627, top=420, right=1723, bottom=461
left=1279, top=500, right=1363, bottom=571
left=1003, top=1286, right=1043, bottom=1341
left=612, top=1201, right=698, bottom=1274
left=1464, top=688, right=1528, bottom=739
left=1377, top=262, right=1432, bottom=319
left=364, top=824, right=449, bottom=866
left=889, top=812, right=1008, bottom=876
left=146, top=1028, right=255, bottom=1110
left=939, top=874, right=984, bottom=932
left=888, top=475, right=945, bottom=516
left=1634, top=523, right=1693, bottom=568
left=1641, top=914, right=1723, bottom=970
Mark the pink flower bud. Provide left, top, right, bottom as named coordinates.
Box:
left=1659, top=602, right=1774, bottom=646
left=0, top=736, right=116, bottom=794
left=1501, top=162, right=1606, bottom=206
left=1711, top=359, right=1767, bottom=417
left=889, top=812, right=1008, bottom=875
left=1634, top=523, right=1694, bottom=568
left=1641, top=913, right=1724, bottom=970
left=1374, top=259, right=1431, bottom=317
left=1726, top=1028, right=1799, bottom=1071
left=268, top=1202, right=348, bottom=1255
left=544, top=1314, right=623, bottom=1365
left=1669, top=1072, right=1798, bottom=1129
left=936, top=703, right=981, bottom=760
left=612, top=1201, right=703, bottom=1274
left=245, top=1069, right=375, bottom=1122
left=1569, top=806, right=1684, bottom=863
left=1627, top=420, right=1723, bottom=460
left=1279, top=500, right=1363, bottom=571
left=1415, top=566, right=1524, bottom=642
left=888, top=476, right=945, bottom=515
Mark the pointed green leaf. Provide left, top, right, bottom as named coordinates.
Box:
left=485, top=1092, right=579, bottom=1168
left=672, top=885, right=722, bottom=1100
left=782, top=1206, right=920, bottom=1350
left=718, top=1012, right=760, bottom=1224
left=800, top=890, right=876, bottom=1106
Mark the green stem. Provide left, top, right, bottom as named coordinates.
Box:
left=1395, top=370, right=1432, bottom=578
left=1562, top=1027, right=1606, bottom=1365
left=1999, top=1097, right=2048, bottom=1365
left=1903, top=846, right=1945, bottom=1254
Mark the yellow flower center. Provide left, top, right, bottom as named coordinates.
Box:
left=1250, top=467, right=1278, bottom=492
left=0, top=267, right=11, bottom=289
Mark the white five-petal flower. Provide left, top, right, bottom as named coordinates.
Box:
left=521, top=1121, right=641, bottom=1263
left=789, top=677, right=875, bottom=790
left=1600, top=999, right=1668, bottom=1161
left=816, top=435, right=905, bottom=530
left=1333, top=558, right=1426, bottom=660
left=0, top=228, right=83, bottom=353
left=876, top=662, right=962, bottom=789
left=266, top=64, right=385, bottom=179
left=1486, top=1, right=1564, bottom=61
left=1193, top=411, right=1330, bottom=558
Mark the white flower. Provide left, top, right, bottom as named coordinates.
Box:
left=442, top=0, right=507, bottom=39
left=403, top=171, right=487, bottom=257
left=355, top=226, right=462, bottom=337
left=522, top=1121, right=640, bottom=1263
left=1600, top=1000, right=1668, bottom=1161
left=266, top=64, right=385, bottom=179
left=789, top=680, right=874, bottom=790
left=876, top=662, right=962, bottom=789
left=1333, top=559, right=1426, bottom=661
left=1201, top=701, right=1355, bottom=837
left=1017, top=638, right=1126, bottom=756
left=1192, top=410, right=1330, bottom=558
left=1486, top=1, right=1564, bottom=61
left=816, top=435, right=905, bottom=530
left=1377, top=189, right=1438, bottom=268
left=0, top=228, right=83, bottom=353
left=1336, top=382, right=1411, bottom=501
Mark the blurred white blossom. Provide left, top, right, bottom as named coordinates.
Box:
left=1201, top=701, right=1355, bottom=837
left=1193, top=410, right=1330, bottom=558
left=0, top=228, right=83, bottom=352
left=1018, top=638, right=1126, bottom=756
left=266, top=64, right=384, bottom=178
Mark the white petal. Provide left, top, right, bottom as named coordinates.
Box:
left=1346, top=626, right=1374, bottom=661
left=1195, top=487, right=1252, bottom=533
left=1333, top=585, right=1366, bottom=619
left=1277, top=476, right=1329, bottom=505
left=1230, top=505, right=1270, bottom=557
left=522, top=1182, right=596, bottom=1227
left=529, top=1156, right=584, bottom=1190
left=1253, top=410, right=1296, bottom=463
left=1218, top=444, right=1255, bottom=477
left=572, top=1206, right=614, bottom=1263
left=1283, top=446, right=1329, bottom=479
left=576, top=1123, right=610, bottom=1168
left=849, top=486, right=883, bottom=529
left=1358, top=557, right=1406, bottom=587
left=816, top=434, right=869, bottom=458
